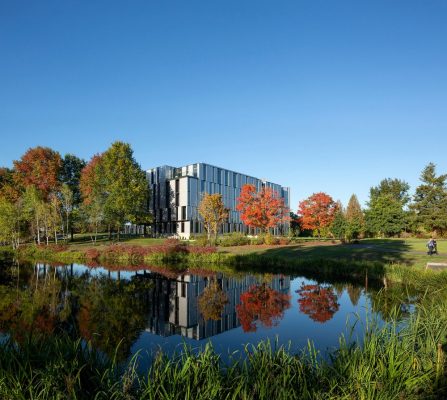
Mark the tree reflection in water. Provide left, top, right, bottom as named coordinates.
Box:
left=0, top=263, right=152, bottom=361
left=236, top=283, right=290, bottom=332
left=297, top=284, right=339, bottom=323
left=198, top=280, right=229, bottom=321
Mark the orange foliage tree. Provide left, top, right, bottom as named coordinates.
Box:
left=13, top=146, right=62, bottom=200
left=297, top=192, right=337, bottom=238
left=198, top=280, right=229, bottom=321
left=297, top=284, right=339, bottom=323
left=80, top=154, right=105, bottom=206
left=236, top=283, right=290, bottom=332
left=236, top=184, right=289, bottom=233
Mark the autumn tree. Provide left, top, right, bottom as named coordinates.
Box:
left=80, top=154, right=107, bottom=242
left=198, top=193, right=228, bottom=243
left=345, top=194, right=365, bottom=240
left=236, top=283, right=290, bottom=332
left=0, top=167, right=20, bottom=202
left=297, top=284, right=339, bottom=323
left=236, top=184, right=289, bottom=234
left=298, top=192, right=337, bottom=238
left=411, top=163, right=447, bottom=236
left=13, top=146, right=62, bottom=200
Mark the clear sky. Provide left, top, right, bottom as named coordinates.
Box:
left=1, top=0, right=446, bottom=209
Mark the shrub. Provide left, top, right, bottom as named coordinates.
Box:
left=84, top=248, right=100, bottom=261
left=191, top=234, right=210, bottom=247
left=263, top=233, right=279, bottom=245
left=219, top=232, right=250, bottom=247
left=278, top=237, right=291, bottom=245
left=250, top=236, right=265, bottom=245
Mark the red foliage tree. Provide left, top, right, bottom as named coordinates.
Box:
left=13, top=146, right=62, bottom=199
left=236, top=283, right=290, bottom=332
left=236, top=184, right=289, bottom=233
left=297, top=192, right=337, bottom=238
left=297, top=284, right=339, bottom=323
left=80, top=154, right=104, bottom=205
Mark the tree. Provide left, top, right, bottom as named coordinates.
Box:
left=59, top=154, right=86, bottom=240
left=80, top=154, right=107, bottom=243
left=345, top=194, right=365, bottom=240
left=236, top=283, right=290, bottom=332
left=365, top=193, right=406, bottom=237
left=411, top=163, right=447, bottom=236
left=0, top=167, right=20, bottom=202
left=366, top=178, right=410, bottom=237
left=370, top=178, right=410, bottom=206
left=0, top=197, right=25, bottom=249
left=330, top=201, right=347, bottom=241
left=236, top=184, right=289, bottom=233
left=198, top=193, right=228, bottom=243
left=198, top=280, right=229, bottom=321
left=59, top=154, right=86, bottom=205
left=297, top=284, right=339, bottom=323
left=60, top=183, right=74, bottom=240
left=289, top=212, right=301, bottom=237
left=101, top=142, right=150, bottom=239
left=22, top=186, right=46, bottom=245
left=13, top=146, right=62, bottom=200
left=298, top=192, right=337, bottom=238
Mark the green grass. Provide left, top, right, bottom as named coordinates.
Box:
left=219, top=238, right=447, bottom=269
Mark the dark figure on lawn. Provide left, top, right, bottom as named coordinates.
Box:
left=427, top=238, right=437, bottom=255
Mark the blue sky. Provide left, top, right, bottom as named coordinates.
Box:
left=1, top=0, right=446, bottom=209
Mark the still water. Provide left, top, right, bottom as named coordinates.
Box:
left=0, top=262, right=411, bottom=370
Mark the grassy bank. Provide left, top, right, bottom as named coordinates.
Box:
left=1, top=293, right=447, bottom=399
left=1, top=237, right=445, bottom=288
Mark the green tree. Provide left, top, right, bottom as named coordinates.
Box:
left=365, top=194, right=406, bottom=237
left=0, top=197, right=25, bottom=249
left=289, top=212, right=301, bottom=237
left=345, top=194, right=365, bottom=240
left=59, top=154, right=86, bottom=240
left=22, top=186, right=46, bottom=245
left=198, top=193, right=229, bottom=243
left=370, top=178, right=410, bottom=205
left=59, top=154, right=86, bottom=205
left=366, top=178, right=410, bottom=237
left=411, top=163, right=447, bottom=235
left=330, top=201, right=347, bottom=241
left=101, top=142, right=149, bottom=240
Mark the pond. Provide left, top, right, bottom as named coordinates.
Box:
left=0, top=261, right=414, bottom=371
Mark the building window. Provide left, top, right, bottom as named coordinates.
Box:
left=182, top=206, right=186, bottom=220
left=181, top=222, right=184, bottom=233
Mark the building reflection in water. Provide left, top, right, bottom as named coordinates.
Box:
left=140, top=271, right=291, bottom=340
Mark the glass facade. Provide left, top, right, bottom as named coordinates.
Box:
left=147, top=163, right=290, bottom=238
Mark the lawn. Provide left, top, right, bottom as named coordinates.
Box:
left=219, top=238, right=447, bottom=269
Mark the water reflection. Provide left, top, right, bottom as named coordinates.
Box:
left=296, top=284, right=339, bottom=323
left=0, top=260, right=420, bottom=365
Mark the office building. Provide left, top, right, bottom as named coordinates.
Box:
left=147, top=163, right=290, bottom=238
